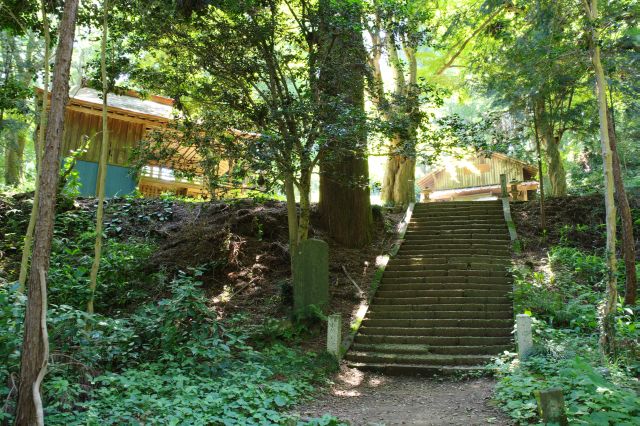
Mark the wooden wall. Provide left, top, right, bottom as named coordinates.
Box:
left=431, top=156, right=525, bottom=191
left=61, top=109, right=146, bottom=167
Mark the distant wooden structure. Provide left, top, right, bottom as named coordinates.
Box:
left=39, top=87, right=211, bottom=198
left=417, top=153, right=539, bottom=202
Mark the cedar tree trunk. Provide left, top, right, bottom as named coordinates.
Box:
left=15, top=0, right=79, bottom=423
left=317, top=0, right=372, bottom=248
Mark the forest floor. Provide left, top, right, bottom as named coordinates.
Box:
left=294, top=366, right=511, bottom=425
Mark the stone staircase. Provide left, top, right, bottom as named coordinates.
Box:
left=345, top=200, right=514, bottom=374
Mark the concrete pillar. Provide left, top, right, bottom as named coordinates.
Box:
left=327, top=313, right=342, bottom=359
left=516, top=314, right=533, bottom=359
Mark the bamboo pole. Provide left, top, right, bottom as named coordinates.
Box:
left=87, top=0, right=109, bottom=314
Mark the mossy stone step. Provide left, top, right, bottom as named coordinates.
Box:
left=362, top=318, right=512, bottom=328
left=345, top=351, right=494, bottom=366
left=376, top=288, right=509, bottom=298
left=377, top=282, right=512, bottom=291
left=365, top=310, right=513, bottom=320
left=398, top=249, right=510, bottom=257
left=355, top=334, right=512, bottom=346
left=387, top=255, right=510, bottom=265
left=385, top=263, right=509, bottom=273
left=351, top=343, right=511, bottom=356
left=384, top=269, right=510, bottom=279
left=370, top=303, right=512, bottom=312
left=344, top=363, right=491, bottom=376
left=358, top=326, right=511, bottom=338
left=373, top=296, right=511, bottom=306
left=381, top=276, right=512, bottom=285
left=404, top=228, right=509, bottom=240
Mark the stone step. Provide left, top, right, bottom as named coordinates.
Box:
left=398, top=249, right=511, bottom=257
left=381, top=276, right=512, bottom=285
left=370, top=303, right=512, bottom=312
left=410, top=215, right=506, bottom=226
left=359, top=326, right=511, bottom=338
left=355, top=334, right=512, bottom=346
left=344, top=362, right=490, bottom=375
left=385, top=263, right=509, bottom=272
left=384, top=269, right=509, bottom=279
left=361, top=318, right=512, bottom=328
left=373, top=296, right=511, bottom=306
left=365, top=310, right=513, bottom=320
left=403, top=232, right=510, bottom=240
left=376, top=288, right=509, bottom=298
left=407, top=220, right=507, bottom=231
left=377, top=282, right=512, bottom=291
left=351, top=343, right=511, bottom=356
left=345, top=351, right=494, bottom=366
left=402, top=235, right=510, bottom=248
left=387, top=255, right=510, bottom=266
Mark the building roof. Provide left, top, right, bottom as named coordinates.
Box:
left=417, top=152, right=538, bottom=190
left=68, top=87, right=175, bottom=119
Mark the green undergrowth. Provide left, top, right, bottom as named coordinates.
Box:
left=0, top=198, right=341, bottom=425
left=493, top=245, right=640, bottom=424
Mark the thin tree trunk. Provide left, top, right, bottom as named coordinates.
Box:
left=18, top=0, right=50, bottom=292
left=284, top=174, right=299, bottom=266
left=4, top=132, right=26, bottom=185
left=533, top=113, right=546, bottom=231
left=15, top=0, right=79, bottom=423
left=297, top=168, right=311, bottom=243
left=584, top=0, right=617, bottom=357
left=317, top=0, right=372, bottom=248
left=87, top=0, right=109, bottom=314
left=607, top=109, right=636, bottom=305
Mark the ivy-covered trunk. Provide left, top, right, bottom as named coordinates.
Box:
left=542, top=131, right=567, bottom=197
left=381, top=139, right=416, bottom=206
left=4, top=132, right=26, bottom=185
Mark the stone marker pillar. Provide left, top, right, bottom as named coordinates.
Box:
left=500, top=174, right=508, bottom=198
left=535, top=388, right=568, bottom=426
left=327, top=313, right=342, bottom=359
left=293, top=239, right=329, bottom=312
left=516, top=314, right=533, bottom=359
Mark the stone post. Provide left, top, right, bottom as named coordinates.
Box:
left=327, top=313, right=342, bottom=359
left=293, top=239, right=329, bottom=312
left=500, top=173, right=508, bottom=198
left=535, top=388, right=568, bottom=426
left=516, top=314, right=533, bottom=359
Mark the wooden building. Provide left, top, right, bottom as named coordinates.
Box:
left=417, top=153, right=539, bottom=201
left=44, top=87, right=209, bottom=198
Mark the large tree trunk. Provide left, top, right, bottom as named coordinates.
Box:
left=607, top=109, right=636, bottom=305
left=4, top=132, right=26, bottom=185
left=381, top=140, right=416, bottom=206
left=544, top=134, right=567, bottom=197
left=15, top=0, right=79, bottom=423
left=585, top=0, right=617, bottom=357
left=317, top=0, right=372, bottom=248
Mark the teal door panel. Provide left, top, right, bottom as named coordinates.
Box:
left=74, top=160, right=137, bottom=197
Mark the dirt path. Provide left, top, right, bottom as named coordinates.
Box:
left=294, top=366, right=513, bottom=426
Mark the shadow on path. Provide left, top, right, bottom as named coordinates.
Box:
left=293, top=365, right=513, bottom=425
